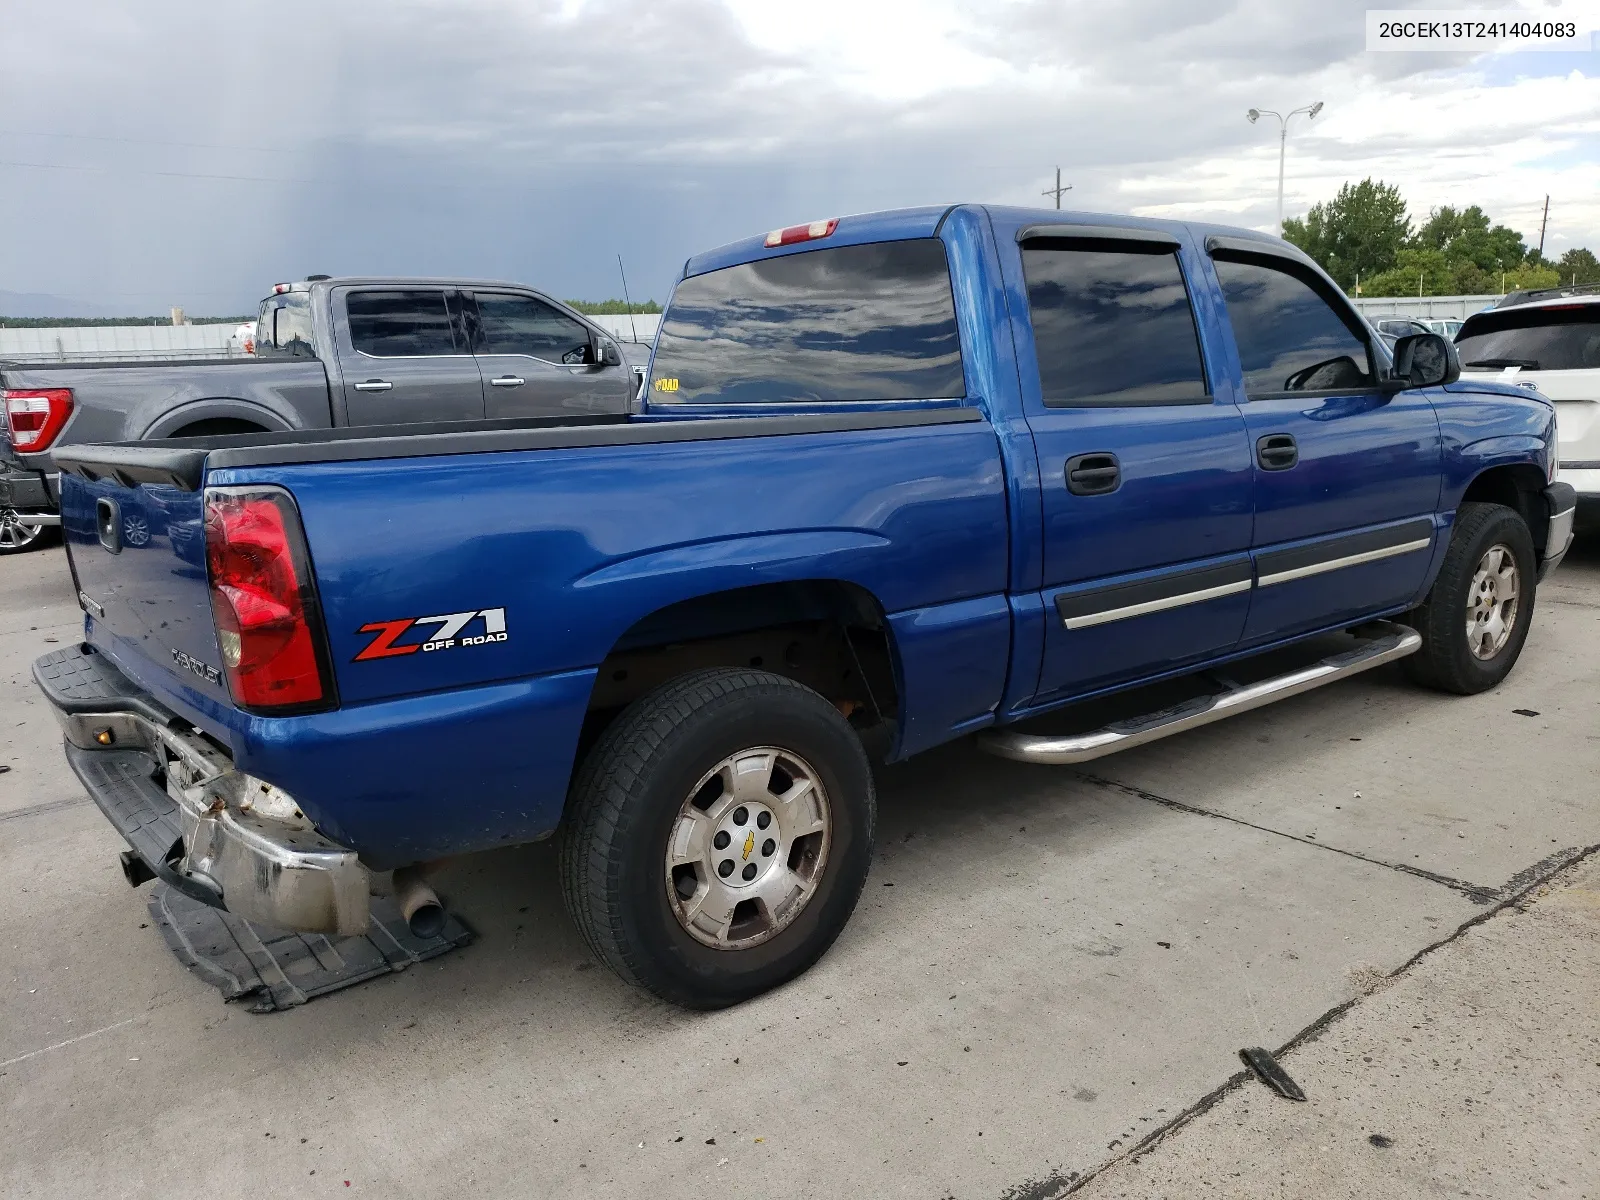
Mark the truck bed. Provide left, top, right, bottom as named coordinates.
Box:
left=1, top=356, right=334, bottom=467
left=53, top=405, right=1008, bottom=866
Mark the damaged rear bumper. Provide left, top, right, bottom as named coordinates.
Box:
left=34, top=646, right=369, bottom=935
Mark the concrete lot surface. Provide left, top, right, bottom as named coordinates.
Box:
left=2, top=538, right=1597, bottom=1199
left=1075, top=853, right=1600, bottom=1199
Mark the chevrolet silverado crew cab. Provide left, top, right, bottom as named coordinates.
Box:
left=1457, top=284, right=1600, bottom=522
left=0, top=276, right=640, bottom=551
left=35, top=206, right=1575, bottom=1008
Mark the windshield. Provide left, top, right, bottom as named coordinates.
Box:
left=648, top=239, right=964, bottom=405
left=1456, top=306, right=1600, bottom=371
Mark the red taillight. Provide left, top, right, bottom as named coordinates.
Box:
left=763, top=218, right=838, bottom=248
left=203, top=487, right=333, bottom=712
left=3, top=388, right=74, bottom=451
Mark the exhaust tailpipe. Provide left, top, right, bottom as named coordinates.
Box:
left=392, top=865, right=446, bottom=939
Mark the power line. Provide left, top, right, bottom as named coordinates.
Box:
left=0, top=158, right=321, bottom=185
left=0, top=128, right=302, bottom=155
left=0, top=158, right=490, bottom=193
left=0, top=156, right=587, bottom=194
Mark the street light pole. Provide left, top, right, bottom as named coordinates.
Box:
left=1247, top=101, right=1323, bottom=236
left=1275, top=120, right=1288, bottom=234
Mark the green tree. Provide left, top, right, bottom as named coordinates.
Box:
left=1281, top=178, right=1410, bottom=291
left=1502, top=262, right=1561, bottom=292
left=565, top=298, right=661, bottom=315
left=0, top=315, right=251, bottom=327
left=1361, top=249, right=1559, bottom=298
left=1411, top=205, right=1527, bottom=272
left=1448, top=261, right=1495, bottom=294
left=1555, top=247, right=1600, bottom=285
left=1363, top=247, right=1455, bottom=297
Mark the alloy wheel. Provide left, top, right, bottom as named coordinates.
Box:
left=0, top=508, right=44, bottom=551
left=1465, top=543, right=1520, bottom=660
left=665, top=747, right=832, bottom=950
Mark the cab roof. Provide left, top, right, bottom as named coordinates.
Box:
left=679, top=203, right=1309, bottom=280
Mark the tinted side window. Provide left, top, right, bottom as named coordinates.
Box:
left=346, top=290, right=458, bottom=356
left=649, top=239, right=964, bottom=404
left=475, top=293, right=592, bottom=362
left=257, top=293, right=316, bottom=359
left=1456, top=307, right=1600, bottom=371
left=1022, top=243, right=1208, bottom=406
left=1214, top=258, right=1374, bottom=395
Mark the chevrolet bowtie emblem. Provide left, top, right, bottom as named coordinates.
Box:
left=741, top=831, right=755, bottom=861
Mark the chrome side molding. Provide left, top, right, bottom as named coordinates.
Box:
left=978, top=621, right=1422, bottom=766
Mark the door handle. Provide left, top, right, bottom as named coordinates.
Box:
left=1065, top=452, right=1121, bottom=496
left=1256, top=433, right=1298, bottom=471
left=489, top=376, right=526, bottom=388
left=353, top=380, right=393, bottom=392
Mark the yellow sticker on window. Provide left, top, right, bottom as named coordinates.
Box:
left=652, top=377, right=680, bottom=393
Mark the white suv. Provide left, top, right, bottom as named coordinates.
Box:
left=1457, top=287, right=1600, bottom=515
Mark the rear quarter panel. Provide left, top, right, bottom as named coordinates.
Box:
left=202, top=418, right=1009, bottom=864
left=2, top=360, right=333, bottom=472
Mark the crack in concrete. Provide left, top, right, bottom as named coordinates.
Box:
left=1537, top=594, right=1600, bottom=610
left=1001, top=832, right=1600, bottom=1200
left=1075, top=772, right=1503, bottom=903
left=0, top=795, right=89, bottom=823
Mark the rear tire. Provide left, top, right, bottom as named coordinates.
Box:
left=559, top=668, right=875, bottom=1008
left=1403, top=502, right=1536, bottom=694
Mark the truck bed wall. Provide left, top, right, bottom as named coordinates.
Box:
left=113, top=415, right=1012, bottom=866
left=0, top=359, right=332, bottom=470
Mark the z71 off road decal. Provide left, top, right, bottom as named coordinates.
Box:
left=353, top=608, right=508, bottom=662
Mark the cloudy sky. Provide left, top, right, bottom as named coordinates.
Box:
left=0, top=0, right=1595, bottom=315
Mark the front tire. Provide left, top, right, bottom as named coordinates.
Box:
left=1403, top=501, right=1537, bottom=694
left=559, top=668, right=875, bottom=1008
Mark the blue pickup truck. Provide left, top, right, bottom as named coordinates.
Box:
left=37, top=204, right=1576, bottom=1008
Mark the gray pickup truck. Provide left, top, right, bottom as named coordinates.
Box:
left=0, top=276, right=643, bottom=552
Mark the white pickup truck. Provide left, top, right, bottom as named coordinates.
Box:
left=1458, top=286, right=1600, bottom=522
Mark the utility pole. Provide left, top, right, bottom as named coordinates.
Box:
left=1538, top=194, right=1549, bottom=258
left=617, top=255, right=638, bottom=344
left=1247, top=102, right=1323, bottom=235
left=1041, top=167, right=1072, bottom=210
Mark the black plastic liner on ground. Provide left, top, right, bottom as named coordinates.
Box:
left=147, top=883, right=473, bottom=1013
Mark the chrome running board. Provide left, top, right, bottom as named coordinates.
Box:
left=978, top=621, right=1421, bottom=766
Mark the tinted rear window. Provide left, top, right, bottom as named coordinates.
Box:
left=1022, top=242, right=1208, bottom=406
left=648, top=239, right=964, bottom=404
left=1457, top=306, right=1600, bottom=371
left=347, top=290, right=460, bottom=357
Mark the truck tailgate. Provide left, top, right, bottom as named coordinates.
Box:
left=60, top=465, right=231, bottom=719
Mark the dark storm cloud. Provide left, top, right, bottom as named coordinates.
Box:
left=0, top=0, right=1584, bottom=314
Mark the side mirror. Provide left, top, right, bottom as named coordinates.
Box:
left=593, top=337, right=623, bottom=367
left=1388, top=333, right=1460, bottom=390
